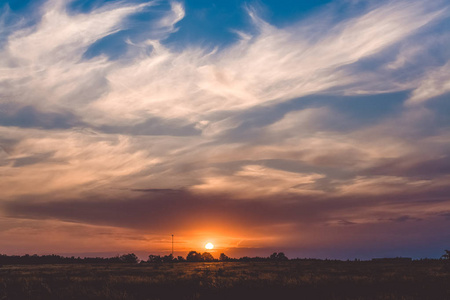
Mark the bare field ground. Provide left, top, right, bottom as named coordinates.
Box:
left=0, top=260, right=449, bottom=300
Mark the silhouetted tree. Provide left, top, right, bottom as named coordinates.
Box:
left=270, top=252, right=288, bottom=261
left=442, top=250, right=450, bottom=260
left=276, top=252, right=288, bottom=261
left=119, top=253, right=139, bottom=263
left=177, top=256, right=185, bottom=262
left=162, top=254, right=174, bottom=263
left=148, top=255, right=162, bottom=263
left=219, top=253, right=229, bottom=261
left=202, top=252, right=214, bottom=262
left=186, top=251, right=202, bottom=262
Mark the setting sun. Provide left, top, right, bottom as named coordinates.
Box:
left=205, top=242, right=214, bottom=250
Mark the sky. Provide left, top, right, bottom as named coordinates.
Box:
left=0, top=0, right=449, bottom=260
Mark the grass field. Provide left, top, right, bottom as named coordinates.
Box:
left=1, top=260, right=449, bottom=300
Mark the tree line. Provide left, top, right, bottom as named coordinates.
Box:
left=0, top=252, right=288, bottom=265
left=0, top=253, right=140, bottom=265
left=1, top=250, right=448, bottom=265
left=148, top=251, right=288, bottom=263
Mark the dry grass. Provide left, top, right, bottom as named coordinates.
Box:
left=0, top=260, right=449, bottom=299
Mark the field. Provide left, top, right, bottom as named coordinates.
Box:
left=0, top=260, right=449, bottom=300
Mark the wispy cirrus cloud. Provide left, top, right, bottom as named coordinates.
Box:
left=407, top=62, right=450, bottom=105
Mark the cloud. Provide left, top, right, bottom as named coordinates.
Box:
left=407, top=62, right=450, bottom=105
left=11, top=152, right=55, bottom=168
left=4, top=0, right=442, bottom=127
left=0, top=0, right=450, bottom=257
left=0, top=105, right=83, bottom=129
left=122, top=1, right=442, bottom=120
left=2, top=186, right=450, bottom=258
left=97, top=116, right=200, bottom=136
left=191, top=164, right=325, bottom=198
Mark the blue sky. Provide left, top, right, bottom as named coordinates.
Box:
left=0, top=0, right=449, bottom=259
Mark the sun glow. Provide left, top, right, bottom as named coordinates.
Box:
left=205, top=242, right=214, bottom=250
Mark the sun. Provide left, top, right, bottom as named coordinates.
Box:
left=205, top=242, right=214, bottom=250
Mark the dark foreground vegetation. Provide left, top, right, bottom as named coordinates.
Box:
left=0, top=258, right=449, bottom=300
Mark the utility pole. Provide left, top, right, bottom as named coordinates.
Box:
left=171, top=234, right=174, bottom=257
